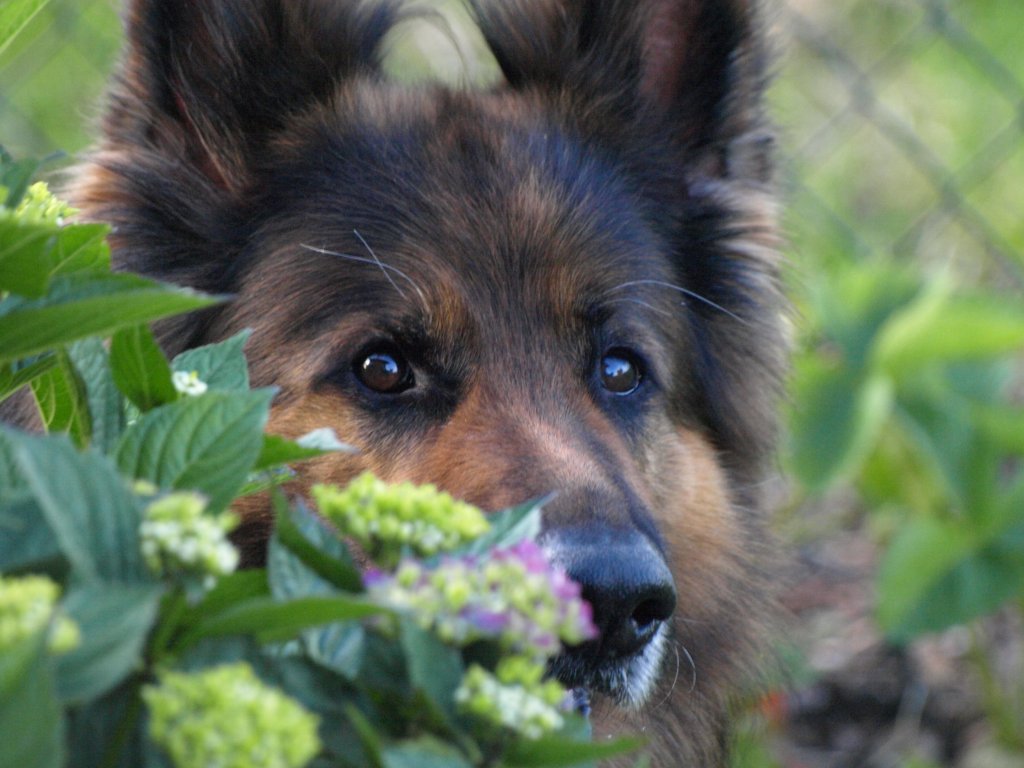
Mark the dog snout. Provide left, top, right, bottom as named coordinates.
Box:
left=547, top=527, right=676, bottom=659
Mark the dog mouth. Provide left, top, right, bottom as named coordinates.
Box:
left=550, top=623, right=670, bottom=712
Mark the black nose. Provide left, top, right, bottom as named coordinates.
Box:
left=555, top=527, right=676, bottom=659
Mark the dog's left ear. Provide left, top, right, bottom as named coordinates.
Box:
left=103, top=0, right=399, bottom=192
left=471, top=0, right=770, bottom=181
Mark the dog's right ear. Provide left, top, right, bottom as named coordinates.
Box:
left=470, top=0, right=770, bottom=182
left=104, top=0, right=397, bottom=192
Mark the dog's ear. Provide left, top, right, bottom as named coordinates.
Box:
left=105, top=0, right=397, bottom=192
left=471, top=0, right=770, bottom=180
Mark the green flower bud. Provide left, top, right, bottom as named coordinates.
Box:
left=144, top=663, right=320, bottom=768
left=140, top=492, right=239, bottom=587
left=312, top=472, right=490, bottom=567
left=0, top=574, right=80, bottom=655
left=455, top=662, right=567, bottom=739
left=6, top=182, right=76, bottom=224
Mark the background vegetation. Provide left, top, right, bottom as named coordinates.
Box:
left=2, top=0, right=1023, bottom=766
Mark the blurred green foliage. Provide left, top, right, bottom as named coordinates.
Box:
left=0, top=0, right=118, bottom=156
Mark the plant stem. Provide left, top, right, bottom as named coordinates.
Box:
left=967, top=623, right=1024, bottom=750
left=98, top=679, right=143, bottom=768
left=149, top=587, right=187, bottom=662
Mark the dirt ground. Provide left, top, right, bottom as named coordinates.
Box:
left=762, top=517, right=1024, bottom=768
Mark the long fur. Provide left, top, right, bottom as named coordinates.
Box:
left=61, top=1, right=788, bottom=764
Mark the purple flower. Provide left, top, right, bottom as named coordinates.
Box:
left=364, top=539, right=597, bottom=658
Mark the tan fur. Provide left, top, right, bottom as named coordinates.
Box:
left=31, top=2, right=789, bottom=763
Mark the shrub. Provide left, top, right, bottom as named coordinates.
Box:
left=0, top=153, right=639, bottom=767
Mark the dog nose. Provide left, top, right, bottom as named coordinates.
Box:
left=553, top=528, right=676, bottom=658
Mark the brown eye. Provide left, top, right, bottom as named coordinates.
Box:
left=600, top=349, right=642, bottom=395
left=354, top=347, right=413, bottom=394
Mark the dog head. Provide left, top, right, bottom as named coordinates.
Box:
left=72, top=0, right=785, bottom=761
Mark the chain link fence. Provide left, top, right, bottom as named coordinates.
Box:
left=1, top=0, right=1021, bottom=286
left=773, top=0, right=1024, bottom=289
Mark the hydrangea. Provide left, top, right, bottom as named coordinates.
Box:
left=3, top=181, right=75, bottom=224
left=455, top=660, right=568, bottom=739
left=312, top=472, right=489, bottom=567
left=140, top=492, right=239, bottom=587
left=144, top=663, right=320, bottom=768
left=0, top=574, right=80, bottom=654
left=364, top=539, right=596, bottom=659
left=171, top=370, right=208, bottom=397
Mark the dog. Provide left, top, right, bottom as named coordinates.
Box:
left=65, top=0, right=787, bottom=763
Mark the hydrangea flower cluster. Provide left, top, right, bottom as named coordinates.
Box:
left=365, top=539, right=597, bottom=739
left=139, top=492, right=239, bottom=587
left=312, top=472, right=489, bottom=567
left=171, top=370, right=208, bottom=397
left=365, top=539, right=596, bottom=658
left=144, top=662, right=321, bottom=768
left=0, top=573, right=80, bottom=654
left=456, top=660, right=568, bottom=739
left=3, top=181, right=74, bottom=224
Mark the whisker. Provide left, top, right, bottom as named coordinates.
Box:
left=681, top=645, right=698, bottom=692
left=607, top=279, right=749, bottom=325
left=604, top=297, right=676, bottom=319
left=298, top=242, right=427, bottom=307
left=652, top=641, right=682, bottom=711
left=352, top=229, right=405, bottom=300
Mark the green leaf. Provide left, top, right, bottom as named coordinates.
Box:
left=116, top=389, right=275, bottom=511
left=503, top=734, right=644, bottom=767
left=186, top=569, right=270, bottom=623
left=876, top=517, right=967, bottom=640
left=31, top=348, right=90, bottom=447
left=270, top=521, right=366, bottom=678
left=47, top=223, right=111, bottom=278
left=892, top=386, right=997, bottom=516
left=8, top=430, right=147, bottom=583
left=0, top=273, right=220, bottom=364
left=458, top=497, right=545, bottom=557
left=0, top=217, right=109, bottom=298
left=382, top=739, right=473, bottom=768
left=109, top=325, right=178, bottom=412
left=177, top=595, right=389, bottom=649
left=171, top=329, right=251, bottom=391
left=0, top=216, right=53, bottom=296
left=56, top=582, right=164, bottom=703
left=874, top=283, right=1024, bottom=374
left=305, top=622, right=366, bottom=681
left=273, top=496, right=363, bottom=593
left=0, top=0, right=49, bottom=57
left=269, top=521, right=338, bottom=600
left=808, top=264, right=918, bottom=368
left=0, top=632, right=64, bottom=768
left=787, top=355, right=894, bottom=492
left=68, top=337, right=124, bottom=454
left=399, top=619, right=463, bottom=727
left=65, top=680, right=148, bottom=768
left=269, top=500, right=368, bottom=678
left=0, top=429, right=26, bottom=500
left=0, top=146, right=41, bottom=209
left=877, top=498, right=1024, bottom=641
left=974, top=403, right=1024, bottom=456
left=346, top=704, right=386, bottom=768
left=0, top=354, right=56, bottom=404
left=0, top=495, right=62, bottom=574
left=253, top=429, right=352, bottom=473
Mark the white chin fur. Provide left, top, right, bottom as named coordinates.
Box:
left=614, top=622, right=668, bottom=708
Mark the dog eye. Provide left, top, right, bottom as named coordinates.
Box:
left=600, top=349, right=643, bottom=395
left=354, top=347, right=414, bottom=394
